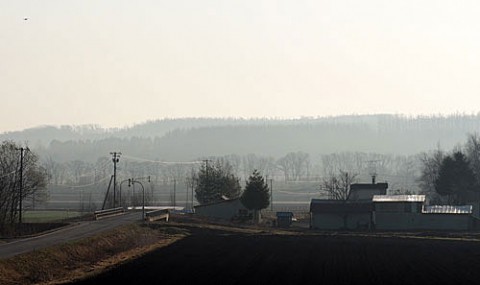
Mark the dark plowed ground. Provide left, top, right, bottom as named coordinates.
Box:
left=68, top=225, right=480, bottom=285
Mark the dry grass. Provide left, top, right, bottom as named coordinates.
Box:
left=0, top=223, right=189, bottom=285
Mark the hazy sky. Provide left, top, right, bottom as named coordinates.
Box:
left=2, top=0, right=480, bottom=133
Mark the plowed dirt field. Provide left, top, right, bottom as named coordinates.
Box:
left=67, top=221, right=480, bottom=285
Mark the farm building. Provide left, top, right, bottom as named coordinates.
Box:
left=373, top=195, right=478, bottom=231
left=309, top=182, right=388, bottom=230
left=310, top=199, right=372, bottom=230
left=348, top=182, right=388, bottom=200
left=193, top=197, right=251, bottom=221
left=310, top=190, right=480, bottom=231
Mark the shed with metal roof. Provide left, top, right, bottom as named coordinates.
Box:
left=373, top=195, right=476, bottom=231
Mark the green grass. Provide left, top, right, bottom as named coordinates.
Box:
left=22, top=210, right=83, bottom=223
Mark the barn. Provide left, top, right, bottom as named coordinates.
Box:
left=309, top=182, right=388, bottom=230
left=193, top=197, right=250, bottom=221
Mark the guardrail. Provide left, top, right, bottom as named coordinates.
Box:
left=93, top=207, right=125, bottom=220
left=145, top=209, right=169, bottom=222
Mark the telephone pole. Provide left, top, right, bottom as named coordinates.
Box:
left=173, top=178, right=176, bottom=209
left=202, top=159, right=212, bottom=191
left=16, top=147, right=29, bottom=224
left=270, top=178, right=273, bottom=211
left=110, top=152, right=121, bottom=208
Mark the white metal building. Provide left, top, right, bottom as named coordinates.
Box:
left=373, top=195, right=477, bottom=231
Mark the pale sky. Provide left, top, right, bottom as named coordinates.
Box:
left=2, top=0, right=480, bottom=133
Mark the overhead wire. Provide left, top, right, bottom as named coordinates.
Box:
left=122, top=155, right=203, bottom=165
left=50, top=175, right=111, bottom=189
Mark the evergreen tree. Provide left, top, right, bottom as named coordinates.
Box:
left=241, top=170, right=270, bottom=213
left=194, top=160, right=241, bottom=204
left=434, top=151, right=476, bottom=204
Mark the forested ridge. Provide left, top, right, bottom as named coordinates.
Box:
left=2, top=114, right=479, bottom=163
left=2, top=114, right=480, bottom=210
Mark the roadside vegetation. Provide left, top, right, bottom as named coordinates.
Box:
left=0, top=223, right=189, bottom=285
left=22, top=210, right=83, bottom=223
left=0, top=211, right=87, bottom=238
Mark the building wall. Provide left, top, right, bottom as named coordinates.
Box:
left=349, top=189, right=383, bottom=201
left=195, top=199, right=247, bottom=220
left=374, top=212, right=471, bottom=231
left=311, top=213, right=371, bottom=230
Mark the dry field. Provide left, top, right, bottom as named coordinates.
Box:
left=66, top=217, right=480, bottom=285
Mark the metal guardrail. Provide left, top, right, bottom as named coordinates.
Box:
left=145, top=209, right=169, bottom=222
left=93, top=207, right=125, bottom=220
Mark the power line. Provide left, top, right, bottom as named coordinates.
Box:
left=51, top=175, right=111, bottom=188
left=122, top=155, right=203, bottom=165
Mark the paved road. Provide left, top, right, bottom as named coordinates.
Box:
left=0, top=211, right=143, bottom=259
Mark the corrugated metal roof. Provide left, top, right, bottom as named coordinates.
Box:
left=422, top=205, right=472, bottom=214
left=372, top=195, right=425, bottom=203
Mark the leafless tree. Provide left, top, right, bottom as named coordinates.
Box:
left=0, top=141, right=47, bottom=226
left=277, top=151, right=310, bottom=181
left=465, top=133, right=480, bottom=187
left=417, top=146, right=445, bottom=203
left=320, top=170, right=358, bottom=200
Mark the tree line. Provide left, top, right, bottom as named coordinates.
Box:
left=418, top=133, right=480, bottom=205
left=2, top=132, right=479, bottom=229
left=193, top=161, right=270, bottom=220
left=8, top=114, right=480, bottom=165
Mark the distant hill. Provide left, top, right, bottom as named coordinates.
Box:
left=1, top=114, right=480, bottom=162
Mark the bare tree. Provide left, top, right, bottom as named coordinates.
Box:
left=417, top=146, right=445, bottom=203
left=277, top=152, right=310, bottom=181
left=465, top=133, right=480, bottom=188
left=320, top=170, right=358, bottom=200
left=0, top=141, right=47, bottom=226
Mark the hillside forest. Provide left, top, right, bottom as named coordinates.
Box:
left=2, top=114, right=480, bottom=211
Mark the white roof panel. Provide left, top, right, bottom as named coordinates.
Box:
left=422, top=205, right=472, bottom=214
left=372, top=195, right=425, bottom=202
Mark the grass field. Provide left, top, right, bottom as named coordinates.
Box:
left=22, top=210, right=84, bottom=223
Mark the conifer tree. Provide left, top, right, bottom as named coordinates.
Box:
left=435, top=151, right=476, bottom=204
left=241, top=170, right=270, bottom=219
left=194, top=160, right=241, bottom=204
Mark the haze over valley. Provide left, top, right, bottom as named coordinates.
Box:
left=2, top=113, right=480, bottom=211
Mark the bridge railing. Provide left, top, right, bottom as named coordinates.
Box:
left=145, top=209, right=169, bottom=222
left=93, top=207, right=125, bottom=220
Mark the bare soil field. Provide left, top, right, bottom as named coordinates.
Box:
left=67, top=218, right=480, bottom=285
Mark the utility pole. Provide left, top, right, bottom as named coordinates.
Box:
left=16, top=147, right=28, bottom=224
left=270, top=178, right=273, bottom=211
left=185, top=178, right=189, bottom=210
left=110, top=152, right=121, bottom=208
left=203, top=159, right=210, bottom=179
left=202, top=159, right=212, bottom=197
left=191, top=168, right=195, bottom=211
left=173, top=178, right=176, bottom=209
